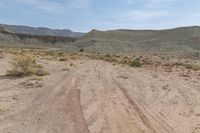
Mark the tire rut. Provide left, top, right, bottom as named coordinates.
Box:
left=1, top=60, right=180, bottom=133
left=112, top=75, right=175, bottom=133
left=78, top=61, right=172, bottom=133
left=112, top=66, right=175, bottom=133
left=1, top=73, right=91, bottom=133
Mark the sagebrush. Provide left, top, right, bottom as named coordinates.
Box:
left=7, top=53, right=48, bottom=76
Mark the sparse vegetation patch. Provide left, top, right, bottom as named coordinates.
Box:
left=117, top=75, right=128, bottom=79
left=79, top=48, right=85, bottom=52
left=7, top=53, right=49, bottom=77
left=0, top=52, right=3, bottom=59
left=130, top=59, right=142, bottom=67
left=46, top=50, right=65, bottom=57
left=59, top=57, right=68, bottom=62
left=183, top=64, right=200, bottom=71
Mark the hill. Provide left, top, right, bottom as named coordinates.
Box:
left=73, top=26, right=200, bottom=57
left=0, top=24, right=84, bottom=38
left=1, top=25, right=200, bottom=58
left=0, top=27, right=76, bottom=48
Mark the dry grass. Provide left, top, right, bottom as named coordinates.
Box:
left=116, top=75, right=128, bottom=79
left=45, top=50, right=65, bottom=57
left=59, top=57, right=68, bottom=62
left=0, top=54, right=3, bottom=59
left=183, top=64, right=200, bottom=71
left=7, top=52, right=49, bottom=77
left=82, top=53, right=144, bottom=68
left=9, top=48, right=24, bottom=55
left=0, top=106, right=9, bottom=115
left=5, top=48, right=200, bottom=73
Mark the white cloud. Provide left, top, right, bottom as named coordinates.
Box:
left=127, top=0, right=134, bottom=4
left=127, top=10, right=168, bottom=21
left=146, top=0, right=177, bottom=7
left=16, top=0, right=67, bottom=14
left=148, top=0, right=176, bottom=4
left=69, top=0, right=91, bottom=8
left=88, top=9, right=169, bottom=31
left=16, top=0, right=91, bottom=14
left=127, top=0, right=177, bottom=7
left=104, top=9, right=168, bottom=24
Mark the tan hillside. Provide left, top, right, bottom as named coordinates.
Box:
left=73, top=26, right=200, bottom=58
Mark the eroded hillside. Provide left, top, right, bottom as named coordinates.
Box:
left=0, top=28, right=77, bottom=48
left=73, top=27, right=200, bottom=58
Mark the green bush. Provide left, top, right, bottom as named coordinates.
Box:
left=79, top=48, right=84, bottom=52
left=130, top=59, right=142, bottom=67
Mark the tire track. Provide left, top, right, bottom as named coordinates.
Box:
left=87, top=61, right=174, bottom=133
left=112, top=67, right=175, bottom=133
left=2, top=59, right=194, bottom=133
left=0, top=67, right=92, bottom=133
left=78, top=61, right=157, bottom=132
left=112, top=75, right=175, bottom=133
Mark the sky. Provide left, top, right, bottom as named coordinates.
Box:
left=0, top=0, right=200, bottom=32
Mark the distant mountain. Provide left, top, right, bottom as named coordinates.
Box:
left=73, top=26, right=200, bottom=58
left=0, top=24, right=84, bottom=38
left=1, top=24, right=200, bottom=58
left=0, top=27, right=77, bottom=48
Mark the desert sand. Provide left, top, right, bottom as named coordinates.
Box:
left=0, top=52, right=200, bottom=133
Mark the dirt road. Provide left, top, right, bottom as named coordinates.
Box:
left=0, top=59, right=200, bottom=133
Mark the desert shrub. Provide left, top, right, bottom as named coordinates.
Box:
left=79, top=48, right=84, bottom=52
left=7, top=53, right=48, bottom=76
left=160, top=56, right=165, bottom=60
left=120, top=59, right=129, bottom=64
left=58, top=51, right=64, bottom=56
left=10, top=48, right=23, bottom=55
left=102, top=54, right=116, bottom=62
left=46, top=50, right=57, bottom=56
left=123, top=56, right=128, bottom=59
left=130, top=59, right=142, bottom=67
left=59, top=57, right=68, bottom=62
left=105, top=54, right=111, bottom=58
left=46, top=50, right=65, bottom=57
left=0, top=52, right=3, bottom=59
left=184, top=64, right=200, bottom=71
left=117, top=75, right=128, bottom=79
left=69, top=62, right=74, bottom=66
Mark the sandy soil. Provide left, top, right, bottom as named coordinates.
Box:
left=0, top=54, right=200, bottom=133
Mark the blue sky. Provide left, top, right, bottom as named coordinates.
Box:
left=0, top=0, right=200, bottom=32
